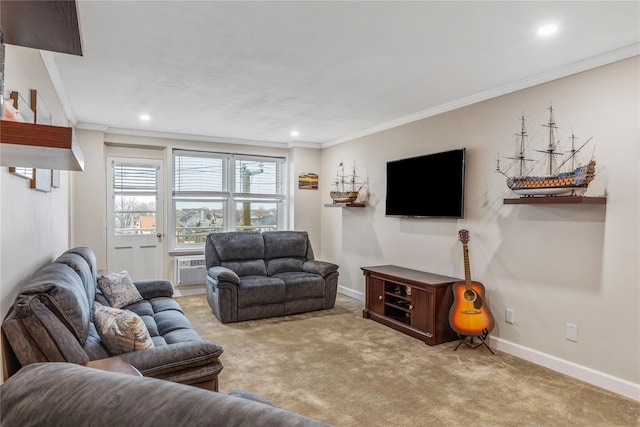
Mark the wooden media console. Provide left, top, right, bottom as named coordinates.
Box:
left=362, top=265, right=461, bottom=346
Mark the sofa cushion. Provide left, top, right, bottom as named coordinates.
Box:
left=16, top=263, right=92, bottom=345
left=263, top=231, right=309, bottom=259
left=222, top=259, right=267, bottom=276
left=83, top=322, right=111, bottom=360
left=266, top=257, right=304, bottom=276
left=64, top=247, right=98, bottom=284
left=211, top=232, right=264, bottom=261
left=273, top=272, right=326, bottom=300
left=98, top=271, right=144, bottom=308
left=153, top=309, right=196, bottom=337
left=93, top=304, right=155, bottom=355
left=238, top=276, right=285, bottom=307
left=54, top=252, right=95, bottom=306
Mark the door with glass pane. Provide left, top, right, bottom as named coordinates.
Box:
left=106, top=158, right=163, bottom=281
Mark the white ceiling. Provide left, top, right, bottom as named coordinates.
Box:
left=49, top=1, right=639, bottom=148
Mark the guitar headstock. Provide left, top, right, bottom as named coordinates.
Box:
left=458, top=229, right=470, bottom=244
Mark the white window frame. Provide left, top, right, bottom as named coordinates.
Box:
left=170, top=149, right=287, bottom=251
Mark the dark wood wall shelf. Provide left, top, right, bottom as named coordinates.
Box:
left=1, top=0, right=83, bottom=56
left=504, top=196, right=607, bottom=205
left=0, top=120, right=84, bottom=171
left=362, top=265, right=460, bottom=346
left=324, top=202, right=365, bottom=208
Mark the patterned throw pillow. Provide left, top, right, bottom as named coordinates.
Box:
left=97, top=271, right=143, bottom=308
left=93, top=304, right=154, bottom=355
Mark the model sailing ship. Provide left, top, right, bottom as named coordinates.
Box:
left=497, top=104, right=596, bottom=197
left=330, top=162, right=363, bottom=203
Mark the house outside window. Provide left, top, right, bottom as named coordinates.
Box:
left=171, top=149, right=286, bottom=249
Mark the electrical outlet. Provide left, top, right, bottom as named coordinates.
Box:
left=505, top=308, right=514, bottom=324
left=566, top=323, right=578, bottom=342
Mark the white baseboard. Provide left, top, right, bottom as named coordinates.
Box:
left=490, top=337, right=640, bottom=401
left=338, top=285, right=365, bottom=301
left=337, top=287, right=639, bottom=401
left=173, top=285, right=206, bottom=297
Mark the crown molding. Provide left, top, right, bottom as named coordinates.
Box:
left=74, top=123, right=324, bottom=150
left=322, top=43, right=640, bottom=148
left=287, top=140, right=322, bottom=149
left=100, top=126, right=290, bottom=149
left=75, top=122, right=109, bottom=132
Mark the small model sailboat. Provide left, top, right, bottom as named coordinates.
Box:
left=330, top=162, right=363, bottom=203
left=497, top=105, right=596, bottom=197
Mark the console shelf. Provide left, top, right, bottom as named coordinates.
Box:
left=362, top=265, right=460, bottom=346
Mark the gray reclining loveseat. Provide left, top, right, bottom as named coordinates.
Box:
left=205, top=231, right=339, bottom=323
left=2, top=247, right=223, bottom=390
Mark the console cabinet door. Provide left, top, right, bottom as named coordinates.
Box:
left=410, top=287, right=429, bottom=332
left=367, top=276, right=385, bottom=315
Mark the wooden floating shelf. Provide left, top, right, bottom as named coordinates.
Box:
left=324, top=202, right=366, bottom=208
left=504, top=196, right=607, bottom=205
left=0, top=120, right=84, bottom=171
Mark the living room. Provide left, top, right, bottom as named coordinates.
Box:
left=1, top=1, right=638, bottom=423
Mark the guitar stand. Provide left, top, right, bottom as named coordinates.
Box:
left=453, top=329, right=495, bottom=354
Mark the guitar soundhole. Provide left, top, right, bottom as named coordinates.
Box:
left=463, top=289, right=477, bottom=303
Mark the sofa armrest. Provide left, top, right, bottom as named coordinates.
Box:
left=121, top=340, right=223, bottom=376
left=207, top=266, right=240, bottom=285
left=303, top=260, right=339, bottom=278
left=133, top=279, right=174, bottom=299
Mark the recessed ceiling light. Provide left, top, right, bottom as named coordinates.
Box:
left=139, top=114, right=151, bottom=121
left=538, top=23, right=558, bottom=37
left=290, top=130, right=299, bottom=137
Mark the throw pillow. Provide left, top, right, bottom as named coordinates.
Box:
left=93, top=304, right=154, bottom=355
left=97, top=271, right=143, bottom=308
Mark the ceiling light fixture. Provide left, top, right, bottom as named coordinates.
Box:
left=139, top=114, right=151, bottom=121
left=290, top=130, right=299, bottom=138
left=538, top=23, right=559, bottom=37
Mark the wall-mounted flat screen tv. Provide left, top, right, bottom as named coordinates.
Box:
left=385, top=148, right=466, bottom=218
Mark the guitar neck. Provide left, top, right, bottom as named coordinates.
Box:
left=462, top=243, right=472, bottom=288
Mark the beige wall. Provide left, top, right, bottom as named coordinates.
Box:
left=288, top=146, right=322, bottom=251
left=320, top=58, right=639, bottom=391
left=1, top=46, right=72, bottom=318
left=71, top=129, right=107, bottom=268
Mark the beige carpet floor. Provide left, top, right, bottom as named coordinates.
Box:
left=177, top=293, right=639, bottom=427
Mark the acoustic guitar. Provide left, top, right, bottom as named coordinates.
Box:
left=449, top=229, right=495, bottom=337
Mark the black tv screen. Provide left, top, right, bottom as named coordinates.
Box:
left=385, top=148, right=466, bottom=218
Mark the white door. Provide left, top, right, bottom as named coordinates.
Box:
left=106, top=157, right=164, bottom=280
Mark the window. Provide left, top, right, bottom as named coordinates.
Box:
left=112, top=163, right=158, bottom=235
left=171, top=150, right=285, bottom=249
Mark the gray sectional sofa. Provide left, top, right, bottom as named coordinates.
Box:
left=205, top=231, right=339, bottom=323
left=0, top=362, right=334, bottom=427
left=1, top=247, right=224, bottom=391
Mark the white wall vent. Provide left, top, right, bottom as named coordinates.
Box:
left=174, top=255, right=207, bottom=286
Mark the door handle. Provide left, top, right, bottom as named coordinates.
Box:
left=156, top=233, right=162, bottom=241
